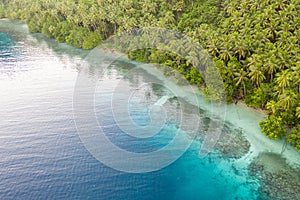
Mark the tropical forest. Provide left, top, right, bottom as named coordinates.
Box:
left=1, top=0, right=300, bottom=199
left=2, top=0, right=298, bottom=151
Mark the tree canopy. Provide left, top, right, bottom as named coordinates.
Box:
left=1, top=0, right=300, bottom=151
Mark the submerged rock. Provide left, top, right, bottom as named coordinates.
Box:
left=249, top=152, right=300, bottom=200
left=214, top=126, right=251, bottom=159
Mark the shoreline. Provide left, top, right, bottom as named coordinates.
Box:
left=1, top=18, right=299, bottom=167
left=104, top=51, right=300, bottom=169
left=1, top=19, right=299, bottom=199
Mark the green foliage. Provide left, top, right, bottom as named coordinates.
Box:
left=0, top=4, right=5, bottom=18
left=66, top=27, right=88, bottom=48
left=177, top=0, right=220, bottom=31
left=2, top=0, right=300, bottom=151
left=192, top=0, right=300, bottom=151
left=128, top=49, right=148, bottom=63
left=260, top=115, right=286, bottom=140
left=185, top=67, right=203, bottom=85
left=245, top=83, right=271, bottom=108
left=82, top=31, right=103, bottom=50
left=287, top=125, right=300, bottom=151
left=53, top=21, right=74, bottom=43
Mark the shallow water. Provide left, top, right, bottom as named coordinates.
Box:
left=0, top=20, right=290, bottom=200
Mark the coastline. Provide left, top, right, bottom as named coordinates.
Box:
left=1, top=18, right=299, bottom=199
left=114, top=52, right=300, bottom=168
left=23, top=20, right=299, bottom=170
left=119, top=57, right=300, bottom=198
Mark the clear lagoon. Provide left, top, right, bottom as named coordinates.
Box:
left=0, top=20, right=299, bottom=200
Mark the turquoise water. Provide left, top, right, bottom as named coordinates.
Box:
left=0, top=21, right=260, bottom=199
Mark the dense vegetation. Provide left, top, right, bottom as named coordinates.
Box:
left=1, top=0, right=299, bottom=151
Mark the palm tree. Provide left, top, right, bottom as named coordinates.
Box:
left=263, top=54, right=278, bottom=83
left=275, top=70, right=291, bottom=94
left=140, top=0, right=157, bottom=14
left=278, top=90, right=297, bottom=110
left=248, top=65, right=266, bottom=87
left=163, top=11, right=176, bottom=25
left=225, top=57, right=238, bottom=81
left=219, top=45, right=232, bottom=63
left=234, top=40, right=248, bottom=60
left=234, top=68, right=249, bottom=97
left=296, top=107, right=300, bottom=118
left=276, top=47, right=291, bottom=70
left=206, top=38, right=219, bottom=57
left=266, top=100, right=277, bottom=114
left=291, top=62, right=300, bottom=93
left=247, top=54, right=260, bottom=68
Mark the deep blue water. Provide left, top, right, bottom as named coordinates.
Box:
left=0, top=21, right=260, bottom=200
